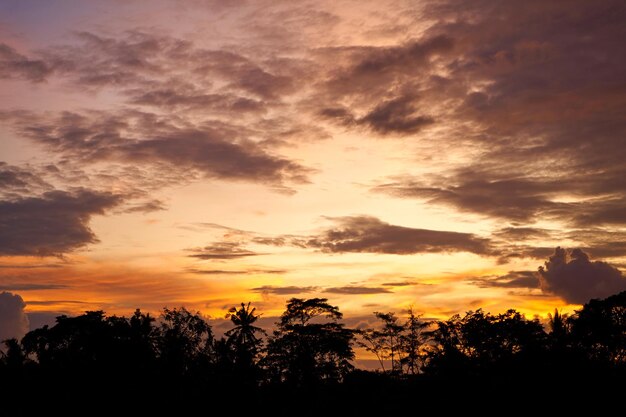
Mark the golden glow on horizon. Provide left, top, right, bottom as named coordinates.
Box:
left=1, top=0, right=623, bottom=341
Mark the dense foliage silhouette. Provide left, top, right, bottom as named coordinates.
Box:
left=1, top=293, right=625, bottom=412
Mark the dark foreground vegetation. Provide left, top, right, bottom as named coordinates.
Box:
left=1, top=293, right=625, bottom=413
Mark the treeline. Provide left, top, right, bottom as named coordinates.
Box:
left=1, top=293, right=625, bottom=412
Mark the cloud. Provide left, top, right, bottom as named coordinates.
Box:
left=538, top=247, right=626, bottom=303
left=359, top=1, right=626, bottom=227
left=0, top=292, right=29, bottom=342
left=492, top=227, right=554, bottom=241
left=250, top=236, right=288, bottom=246
left=373, top=172, right=570, bottom=223
left=0, top=43, right=51, bottom=82
left=0, top=283, right=67, bottom=291
left=358, top=94, right=434, bottom=135
left=0, top=263, right=63, bottom=269
left=4, top=110, right=311, bottom=187
left=188, top=241, right=261, bottom=260
left=251, top=285, right=318, bottom=295
left=32, top=30, right=302, bottom=101
left=120, top=199, right=167, bottom=214
left=301, top=215, right=491, bottom=255
left=320, top=94, right=434, bottom=135
left=127, top=87, right=266, bottom=114
left=323, top=286, right=392, bottom=295
left=188, top=268, right=286, bottom=275
left=382, top=281, right=422, bottom=287
left=472, top=271, right=539, bottom=289
left=324, top=35, right=454, bottom=97
left=0, top=162, right=53, bottom=198
left=0, top=189, right=123, bottom=256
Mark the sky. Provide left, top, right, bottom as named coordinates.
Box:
left=1, top=0, right=625, bottom=343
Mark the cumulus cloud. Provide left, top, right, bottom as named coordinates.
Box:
left=538, top=247, right=626, bottom=303
left=301, top=215, right=491, bottom=255
left=0, top=292, right=29, bottom=342
left=0, top=189, right=123, bottom=256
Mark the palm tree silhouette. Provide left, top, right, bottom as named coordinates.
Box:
left=226, top=302, right=264, bottom=348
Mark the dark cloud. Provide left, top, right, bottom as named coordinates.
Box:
left=3, top=110, right=310, bottom=186
left=472, top=271, right=539, bottom=289
left=375, top=171, right=626, bottom=228
left=361, top=1, right=626, bottom=227
left=251, top=285, right=318, bottom=295
left=37, top=31, right=301, bottom=101
left=571, top=197, right=626, bottom=227
left=373, top=173, right=570, bottom=223
left=323, top=286, right=392, bottom=295
left=121, top=199, right=167, bottom=214
left=24, top=300, right=87, bottom=306
left=493, top=227, right=554, bottom=241
left=188, top=268, right=286, bottom=275
left=0, top=263, right=63, bottom=269
left=493, top=226, right=626, bottom=263
left=0, top=189, right=123, bottom=256
left=301, top=215, right=491, bottom=255
left=0, top=292, right=29, bottom=342
left=120, top=132, right=308, bottom=186
left=250, top=236, right=288, bottom=246
left=320, top=94, right=434, bottom=135
left=538, top=247, right=626, bottom=304
left=349, top=35, right=453, bottom=77
left=358, top=94, right=434, bottom=135
left=188, top=242, right=261, bottom=260
left=324, top=35, right=454, bottom=97
left=382, top=281, right=421, bottom=287
left=127, top=87, right=266, bottom=114
left=0, top=43, right=51, bottom=82
left=0, top=283, right=67, bottom=291
left=0, top=162, right=52, bottom=197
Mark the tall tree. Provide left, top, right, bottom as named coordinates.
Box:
left=569, top=291, right=626, bottom=364
left=427, top=309, right=546, bottom=376
left=358, top=312, right=404, bottom=373
left=157, top=307, right=213, bottom=375
left=400, top=308, right=429, bottom=374
left=225, top=302, right=265, bottom=377
left=263, top=298, right=354, bottom=385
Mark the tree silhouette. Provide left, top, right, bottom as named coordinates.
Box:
left=427, top=309, right=546, bottom=377
left=569, top=291, right=626, bottom=364
left=400, top=308, right=429, bottom=374
left=157, top=307, right=213, bottom=376
left=1, top=338, right=26, bottom=369
left=2, top=292, right=626, bottom=412
left=358, top=312, right=403, bottom=373
left=225, top=302, right=265, bottom=381
left=263, top=298, right=354, bottom=386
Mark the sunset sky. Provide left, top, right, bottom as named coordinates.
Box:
left=1, top=0, right=625, bottom=342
